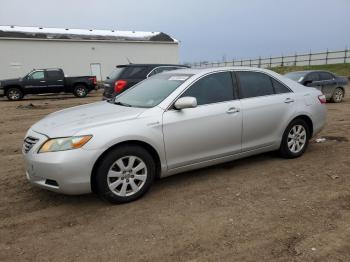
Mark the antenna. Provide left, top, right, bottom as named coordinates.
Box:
left=126, top=57, right=132, bottom=64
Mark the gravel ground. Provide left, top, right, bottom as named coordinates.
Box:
left=0, top=89, right=349, bottom=262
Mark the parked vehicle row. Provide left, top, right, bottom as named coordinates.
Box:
left=284, top=70, right=348, bottom=103
left=23, top=67, right=326, bottom=203
left=0, top=68, right=97, bottom=100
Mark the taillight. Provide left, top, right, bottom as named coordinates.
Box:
left=114, top=80, right=127, bottom=93
left=318, top=95, right=326, bottom=104
left=89, top=77, right=97, bottom=85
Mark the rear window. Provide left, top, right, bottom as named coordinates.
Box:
left=122, top=66, right=150, bottom=79
left=107, top=68, right=124, bottom=80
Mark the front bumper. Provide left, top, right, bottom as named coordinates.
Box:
left=23, top=130, right=102, bottom=195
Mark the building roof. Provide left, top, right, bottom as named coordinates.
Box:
left=0, top=25, right=178, bottom=43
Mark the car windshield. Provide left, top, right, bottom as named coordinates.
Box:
left=284, top=72, right=307, bottom=82
left=114, top=73, right=193, bottom=108
left=107, top=67, right=124, bottom=80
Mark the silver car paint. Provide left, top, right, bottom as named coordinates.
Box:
left=23, top=67, right=326, bottom=195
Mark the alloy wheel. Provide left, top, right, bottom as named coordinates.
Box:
left=287, top=125, right=307, bottom=154
left=334, top=89, right=343, bottom=102
left=107, top=156, right=148, bottom=197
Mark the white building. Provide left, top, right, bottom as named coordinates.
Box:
left=0, top=25, right=180, bottom=80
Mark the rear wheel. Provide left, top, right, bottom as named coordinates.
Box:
left=73, top=85, right=88, bottom=98
left=279, top=118, right=310, bottom=158
left=95, top=145, right=156, bottom=204
left=331, top=88, right=344, bottom=103
left=6, top=87, right=23, bottom=101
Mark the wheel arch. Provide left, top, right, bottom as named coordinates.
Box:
left=290, top=114, right=314, bottom=137
left=4, top=84, right=23, bottom=93
left=90, top=140, right=162, bottom=193
left=73, top=82, right=88, bottom=88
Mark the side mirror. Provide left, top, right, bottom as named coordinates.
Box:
left=174, top=96, right=197, bottom=110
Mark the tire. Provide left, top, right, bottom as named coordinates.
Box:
left=331, top=88, right=344, bottom=103
left=6, top=87, right=23, bottom=101
left=279, top=118, right=310, bottom=158
left=73, top=85, right=88, bottom=98
left=95, top=145, right=156, bottom=204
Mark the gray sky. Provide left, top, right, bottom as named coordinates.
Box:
left=0, top=0, right=349, bottom=63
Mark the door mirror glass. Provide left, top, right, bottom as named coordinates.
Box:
left=174, top=97, right=197, bottom=110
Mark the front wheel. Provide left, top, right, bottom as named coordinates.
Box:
left=331, top=88, right=344, bottom=103
left=6, top=87, right=23, bottom=101
left=279, top=119, right=310, bottom=158
left=95, top=145, right=156, bottom=204
left=73, top=85, right=88, bottom=98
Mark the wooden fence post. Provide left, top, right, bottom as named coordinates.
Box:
left=309, top=51, right=311, bottom=66
left=294, top=52, right=297, bottom=66
left=281, top=54, right=284, bottom=67
left=258, top=56, right=261, bottom=68
left=269, top=56, right=272, bottom=68
left=325, top=49, right=329, bottom=65
left=345, top=47, right=348, bottom=64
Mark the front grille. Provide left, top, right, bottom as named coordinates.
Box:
left=23, top=136, right=39, bottom=153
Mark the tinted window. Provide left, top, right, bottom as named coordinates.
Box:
left=319, top=72, right=333, bottom=80
left=29, top=71, right=45, bottom=80
left=122, top=66, right=149, bottom=79
left=271, top=78, right=291, bottom=94
left=306, top=73, right=319, bottom=82
left=181, top=72, right=234, bottom=105
left=114, top=74, right=193, bottom=108
left=47, top=70, right=63, bottom=79
left=284, top=72, right=307, bottom=82
left=107, top=68, right=124, bottom=80
left=237, top=71, right=274, bottom=98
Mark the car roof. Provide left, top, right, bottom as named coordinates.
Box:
left=285, top=70, right=334, bottom=75
left=116, top=64, right=189, bottom=68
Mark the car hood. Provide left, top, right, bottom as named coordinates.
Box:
left=0, top=78, right=21, bottom=85
left=31, top=101, right=146, bottom=137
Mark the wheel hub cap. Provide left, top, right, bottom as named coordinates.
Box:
left=107, top=156, right=147, bottom=197
left=287, top=125, right=307, bottom=154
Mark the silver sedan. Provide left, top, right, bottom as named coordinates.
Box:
left=23, top=67, right=326, bottom=203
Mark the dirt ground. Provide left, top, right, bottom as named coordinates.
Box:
left=0, top=89, right=349, bottom=262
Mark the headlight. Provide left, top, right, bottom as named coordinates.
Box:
left=38, top=135, right=92, bottom=153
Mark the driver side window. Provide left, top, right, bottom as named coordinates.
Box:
left=29, top=71, right=45, bottom=80
left=181, top=72, right=235, bottom=106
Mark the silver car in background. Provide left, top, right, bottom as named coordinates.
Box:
left=23, top=67, right=326, bottom=203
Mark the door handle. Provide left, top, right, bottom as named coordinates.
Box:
left=57, top=80, right=63, bottom=82
left=40, top=81, right=46, bottom=83
left=284, top=98, right=295, bottom=104
left=226, top=107, right=240, bottom=114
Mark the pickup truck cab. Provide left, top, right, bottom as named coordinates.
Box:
left=0, top=68, right=97, bottom=101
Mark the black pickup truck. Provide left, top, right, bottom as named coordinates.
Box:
left=0, top=68, right=97, bottom=100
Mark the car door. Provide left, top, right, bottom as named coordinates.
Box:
left=162, top=71, right=242, bottom=170
left=303, top=72, right=322, bottom=92
left=236, top=71, right=295, bottom=152
left=318, top=72, right=337, bottom=99
left=22, top=70, right=47, bottom=94
left=45, top=69, right=65, bottom=93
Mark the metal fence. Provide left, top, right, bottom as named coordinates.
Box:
left=190, top=48, right=350, bottom=69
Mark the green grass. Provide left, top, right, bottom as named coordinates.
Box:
left=270, top=63, right=350, bottom=77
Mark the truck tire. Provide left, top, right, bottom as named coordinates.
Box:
left=73, top=85, right=88, bottom=98
left=6, top=87, right=23, bottom=101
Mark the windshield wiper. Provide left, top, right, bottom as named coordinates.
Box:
left=114, top=101, right=132, bottom=107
